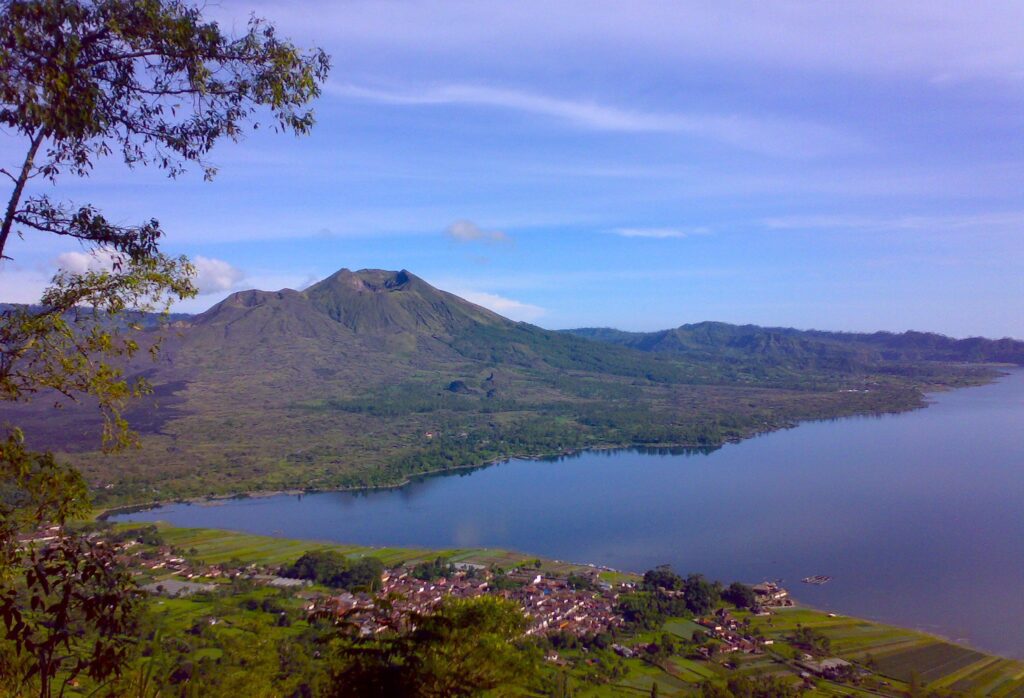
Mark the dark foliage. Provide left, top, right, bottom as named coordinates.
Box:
left=0, top=533, right=142, bottom=696
left=411, top=556, right=456, bottom=581
left=281, top=551, right=384, bottom=591
left=722, top=582, right=757, bottom=609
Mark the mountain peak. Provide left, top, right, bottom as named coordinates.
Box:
left=303, top=267, right=503, bottom=334
left=317, top=268, right=416, bottom=294
left=192, top=267, right=510, bottom=339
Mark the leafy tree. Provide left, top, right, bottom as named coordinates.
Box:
left=682, top=573, right=720, bottom=615
left=0, top=0, right=330, bottom=502
left=282, top=550, right=349, bottom=584
left=412, top=556, right=456, bottom=581
left=722, top=581, right=757, bottom=609
left=281, top=551, right=384, bottom=591
left=0, top=535, right=141, bottom=697
left=326, top=596, right=539, bottom=697
left=0, top=0, right=328, bottom=693
left=700, top=675, right=803, bottom=698
left=790, top=625, right=832, bottom=656
left=642, top=564, right=683, bottom=591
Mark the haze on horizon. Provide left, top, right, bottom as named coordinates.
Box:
left=1, top=1, right=1021, bottom=338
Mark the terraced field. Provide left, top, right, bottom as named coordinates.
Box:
left=743, top=608, right=1024, bottom=696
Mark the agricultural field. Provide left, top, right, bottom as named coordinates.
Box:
left=116, top=522, right=587, bottom=576
left=742, top=608, right=1024, bottom=697
left=113, top=525, right=1024, bottom=697
left=560, top=604, right=1024, bottom=696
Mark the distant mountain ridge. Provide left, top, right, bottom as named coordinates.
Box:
left=10, top=285, right=1020, bottom=367
left=0, top=303, right=192, bottom=330
left=2, top=268, right=1016, bottom=504
left=565, top=322, right=1024, bottom=369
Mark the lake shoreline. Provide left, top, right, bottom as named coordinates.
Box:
left=107, top=370, right=1024, bottom=659
left=96, top=370, right=1008, bottom=520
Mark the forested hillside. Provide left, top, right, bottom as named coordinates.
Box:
left=1, top=268, right=1012, bottom=505
left=567, top=322, right=1024, bottom=371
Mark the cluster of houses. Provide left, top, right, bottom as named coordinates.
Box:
left=752, top=581, right=793, bottom=607
left=84, top=528, right=630, bottom=638
left=39, top=527, right=841, bottom=673
left=694, top=608, right=774, bottom=655
left=306, top=565, right=630, bottom=638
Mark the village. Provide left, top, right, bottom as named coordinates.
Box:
left=309, top=565, right=627, bottom=638
left=20, top=524, right=870, bottom=683
left=57, top=526, right=805, bottom=661
left=16, top=524, right=998, bottom=695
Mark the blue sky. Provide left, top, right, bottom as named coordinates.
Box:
left=2, top=1, right=1023, bottom=336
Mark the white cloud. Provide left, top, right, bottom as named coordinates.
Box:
left=192, top=256, right=245, bottom=294
left=54, top=250, right=243, bottom=295
left=55, top=248, right=121, bottom=274
left=446, top=219, right=509, bottom=243
left=330, top=83, right=857, bottom=158
left=613, top=227, right=711, bottom=239
left=456, top=290, right=546, bottom=322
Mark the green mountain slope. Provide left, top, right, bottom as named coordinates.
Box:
left=566, top=321, right=1024, bottom=370
left=1, top=268, right=1013, bottom=505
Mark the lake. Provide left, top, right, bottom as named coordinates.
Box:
left=113, top=370, right=1024, bottom=658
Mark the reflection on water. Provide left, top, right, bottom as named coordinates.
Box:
left=114, top=371, right=1024, bottom=658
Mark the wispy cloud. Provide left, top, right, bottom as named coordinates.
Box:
left=446, top=219, right=509, bottom=243
left=330, top=83, right=858, bottom=158
left=455, top=290, right=546, bottom=322
left=241, top=1, right=1024, bottom=85
left=612, top=227, right=711, bottom=239
left=763, top=211, right=1024, bottom=232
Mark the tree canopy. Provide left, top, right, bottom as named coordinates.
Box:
left=282, top=551, right=384, bottom=591
left=0, top=0, right=330, bottom=260
left=326, top=596, right=539, bottom=698
left=0, top=1, right=329, bottom=694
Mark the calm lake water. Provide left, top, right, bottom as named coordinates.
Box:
left=114, top=370, right=1024, bottom=658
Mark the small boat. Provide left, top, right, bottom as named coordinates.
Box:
left=801, top=575, right=832, bottom=585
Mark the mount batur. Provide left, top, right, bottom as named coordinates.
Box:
left=10, top=268, right=1021, bottom=506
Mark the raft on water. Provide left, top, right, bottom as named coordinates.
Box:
left=801, top=575, right=832, bottom=585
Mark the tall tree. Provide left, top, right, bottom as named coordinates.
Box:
left=0, top=1, right=329, bottom=694
left=327, top=596, right=540, bottom=698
